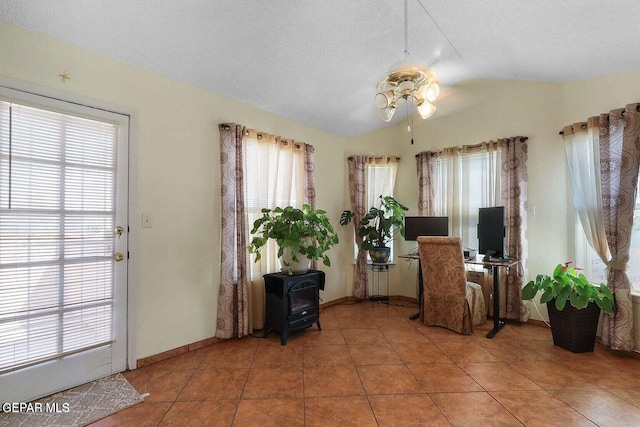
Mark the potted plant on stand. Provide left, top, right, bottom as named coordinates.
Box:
left=340, top=195, right=408, bottom=264
left=521, top=262, right=615, bottom=353
left=248, top=204, right=339, bottom=275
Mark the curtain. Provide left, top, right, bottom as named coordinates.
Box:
left=563, top=104, right=640, bottom=351
left=500, top=137, right=530, bottom=321
left=347, top=155, right=369, bottom=299
left=562, top=120, right=610, bottom=266
left=243, top=130, right=309, bottom=330
left=305, top=145, right=318, bottom=270
left=217, top=124, right=313, bottom=336
left=599, top=105, right=639, bottom=350
left=217, top=124, right=249, bottom=339
left=416, top=151, right=436, bottom=216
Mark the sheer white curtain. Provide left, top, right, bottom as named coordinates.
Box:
left=243, top=130, right=306, bottom=329
left=563, top=119, right=610, bottom=265
left=365, top=157, right=399, bottom=260
left=434, top=144, right=501, bottom=248
left=366, top=157, right=398, bottom=205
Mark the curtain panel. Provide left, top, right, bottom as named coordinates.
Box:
left=347, top=155, right=370, bottom=299
left=217, top=123, right=249, bottom=339
left=416, top=151, right=436, bottom=216
left=500, top=137, right=530, bottom=321
left=562, top=104, right=640, bottom=351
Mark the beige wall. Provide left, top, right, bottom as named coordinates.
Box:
left=0, top=21, right=348, bottom=359
left=3, top=18, right=640, bottom=357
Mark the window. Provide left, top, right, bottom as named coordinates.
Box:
left=348, top=157, right=398, bottom=262
left=433, top=148, right=501, bottom=250
left=575, top=188, right=640, bottom=291
left=243, top=133, right=306, bottom=278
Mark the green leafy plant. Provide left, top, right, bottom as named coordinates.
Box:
left=521, top=262, right=614, bottom=314
left=248, top=204, right=339, bottom=268
left=340, top=195, right=408, bottom=250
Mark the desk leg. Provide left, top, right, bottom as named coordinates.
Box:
left=409, top=263, right=422, bottom=320
left=486, top=265, right=505, bottom=338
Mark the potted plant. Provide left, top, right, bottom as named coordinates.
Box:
left=340, top=195, right=408, bottom=264
left=248, top=204, right=339, bottom=275
left=521, top=262, right=615, bottom=353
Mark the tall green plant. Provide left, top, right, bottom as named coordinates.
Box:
left=521, top=262, right=614, bottom=314
left=248, top=204, right=339, bottom=267
left=340, top=195, right=408, bottom=250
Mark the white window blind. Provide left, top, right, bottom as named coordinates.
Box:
left=0, top=101, right=118, bottom=374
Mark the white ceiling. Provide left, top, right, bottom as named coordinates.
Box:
left=2, top=0, right=640, bottom=138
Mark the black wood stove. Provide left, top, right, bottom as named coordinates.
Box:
left=262, top=269, right=324, bottom=345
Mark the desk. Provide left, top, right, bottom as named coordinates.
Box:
left=398, top=253, right=516, bottom=338
left=465, top=257, right=517, bottom=338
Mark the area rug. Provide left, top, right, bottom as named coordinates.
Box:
left=0, top=373, right=143, bottom=427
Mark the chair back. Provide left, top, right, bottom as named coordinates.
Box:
left=417, top=236, right=473, bottom=334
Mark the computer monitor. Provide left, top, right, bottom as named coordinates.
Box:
left=404, top=216, right=449, bottom=241
left=478, top=206, right=505, bottom=258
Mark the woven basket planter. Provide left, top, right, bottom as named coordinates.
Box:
left=546, top=299, right=601, bottom=353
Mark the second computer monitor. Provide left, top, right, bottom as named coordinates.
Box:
left=478, top=206, right=505, bottom=258
left=404, top=216, right=449, bottom=241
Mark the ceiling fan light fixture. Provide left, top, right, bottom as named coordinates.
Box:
left=374, top=0, right=441, bottom=125
left=375, top=66, right=440, bottom=122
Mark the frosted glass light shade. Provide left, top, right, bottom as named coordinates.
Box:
left=378, top=105, right=396, bottom=122
left=375, top=90, right=394, bottom=109
left=425, top=82, right=440, bottom=102
left=417, top=101, right=436, bottom=119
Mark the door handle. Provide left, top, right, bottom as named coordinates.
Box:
left=114, top=252, right=125, bottom=262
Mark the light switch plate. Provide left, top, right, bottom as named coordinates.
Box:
left=142, top=213, right=152, bottom=228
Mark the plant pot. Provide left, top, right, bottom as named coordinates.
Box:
left=546, top=299, right=601, bottom=353
left=279, top=247, right=310, bottom=275
left=369, top=247, right=390, bottom=264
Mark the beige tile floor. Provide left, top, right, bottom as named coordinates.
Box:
left=91, top=300, right=640, bottom=426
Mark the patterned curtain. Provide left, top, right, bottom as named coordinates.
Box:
left=305, top=144, right=317, bottom=270
left=347, top=156, right=369, bottom=299
left=217, top=124, right=249, bottom=339
left=416, top=151, right=436, bottom=216
left=599, top=104, right=640, bottom=351
left=500, top=137, right=530, bottom=321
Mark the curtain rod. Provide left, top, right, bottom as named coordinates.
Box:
left=413, top=137, right=528, bottom=158
left=558, top=104, right=640, bottom=135
left=347, top=156, right=400, bottom=161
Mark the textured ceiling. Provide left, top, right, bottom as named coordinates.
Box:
left=2, top=0, right=640, bottom=137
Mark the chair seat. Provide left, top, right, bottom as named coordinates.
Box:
left=465, top=281, right=486, bottom=326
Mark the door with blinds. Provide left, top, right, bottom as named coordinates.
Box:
left=0, top=87, right=129, bottom=402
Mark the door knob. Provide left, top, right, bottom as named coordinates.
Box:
left=114, top=252, right=125, bottom=262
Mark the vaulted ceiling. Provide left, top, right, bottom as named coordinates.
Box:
left=2, top=0, right=640, bottom=137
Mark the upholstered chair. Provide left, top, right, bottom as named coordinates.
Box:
left=417, top=236, right=486, bottom=334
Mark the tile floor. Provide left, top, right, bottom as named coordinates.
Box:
left=91, top=300, right=640, bottom=426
